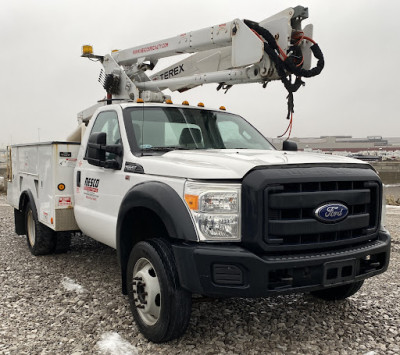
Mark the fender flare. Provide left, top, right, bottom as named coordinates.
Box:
left=117, top=181, right=198, bottom=245
left=19, top=190, right=38, bottom=217
left=116, top=181, right=198, bottom=293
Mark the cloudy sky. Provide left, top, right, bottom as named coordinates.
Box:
left=1, top=0, right=399, bottom=147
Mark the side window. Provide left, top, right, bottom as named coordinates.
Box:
left=131, top=108, right=203, bottom=148
left=86, top=111, right=121, bottom=160
left=218, top=121, right=247, bottom=148
left=217, top=120, right=261, bottom=149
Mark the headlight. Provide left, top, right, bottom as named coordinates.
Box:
left=184, top=181, right=241, bottom=241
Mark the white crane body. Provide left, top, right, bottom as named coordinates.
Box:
left=82, top=6, right=317, bottom=105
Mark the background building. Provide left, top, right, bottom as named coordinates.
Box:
left=271, top=136, right=400, bottom=157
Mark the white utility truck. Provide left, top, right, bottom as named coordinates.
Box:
left=7, top=6, right=390, bottom=342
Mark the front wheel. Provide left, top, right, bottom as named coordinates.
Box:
left=127, top=239, right=192, bottom=343
left=310, top=280, right=364, bottom=301
left=25, top=202, right=56, bottom=255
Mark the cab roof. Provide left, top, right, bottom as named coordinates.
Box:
left=118, top=101, right=230, bottom=113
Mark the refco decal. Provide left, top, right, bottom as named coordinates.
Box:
left=84, top=178, right=100, bottom=193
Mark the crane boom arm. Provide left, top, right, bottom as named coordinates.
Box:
left=81, top=5, right=323, bottom=109
left=111, top=20, right=235, bottom=66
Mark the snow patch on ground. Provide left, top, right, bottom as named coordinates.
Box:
left=61, top=276, right=85, bottom=294
left=96, top=332, right=138, bottom=355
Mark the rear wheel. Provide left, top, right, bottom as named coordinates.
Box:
left=311, top=280, right=364, bottom=301
left=127, top=239, right=192, bottom=343
left=25, top=202, right=56, bottom=255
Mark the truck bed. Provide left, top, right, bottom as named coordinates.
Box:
left=7, top=142, right=81, bottom=231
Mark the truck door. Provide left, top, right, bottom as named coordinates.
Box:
left=74, top=109, right=124, bottom=248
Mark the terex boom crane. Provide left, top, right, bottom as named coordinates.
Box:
left=81, top=6, right=323, bottom=123
left=8, top=5, right=390, bottom=344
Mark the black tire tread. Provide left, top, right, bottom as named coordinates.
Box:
left=25, top=202, right=56, bottom=256
left=127, top=238, right=192, bottom=343
left=148, top=238, right=192, bottom=341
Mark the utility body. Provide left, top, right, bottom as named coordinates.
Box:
left=7, top=6, right=390, bottom=343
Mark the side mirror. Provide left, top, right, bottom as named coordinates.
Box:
left=87, top=132, right=106, bottom=166
left=282, top=140, right=298, bottom=152
left=86, top=132, right=123, bottom=169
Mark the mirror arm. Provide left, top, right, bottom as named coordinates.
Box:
left=87, top=142, right=123, bottom=156
left=104, top=144, right=123, bottom=156
left=87, top=142, right=102, bottom=150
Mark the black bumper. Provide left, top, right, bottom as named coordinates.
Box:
left=172, top=230, right=391, bottom=298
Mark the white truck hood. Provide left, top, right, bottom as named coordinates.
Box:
left=140, top=149, right=370, bottom=180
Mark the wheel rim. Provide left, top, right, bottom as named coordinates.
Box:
left=27, top=209, right=35, bottom=247
left=132, top=257, right=161, bottom=326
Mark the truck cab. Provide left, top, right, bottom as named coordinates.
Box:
left=74, top=101, right=275, bottom=247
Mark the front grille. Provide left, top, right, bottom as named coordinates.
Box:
left=264, top=180, right=380, bottom=251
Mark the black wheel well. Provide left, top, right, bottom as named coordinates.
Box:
left=19, top=192, right=30, bottom=212
left=119, top=207, right=170, bottom=294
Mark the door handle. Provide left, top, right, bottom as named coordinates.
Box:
left=76, top=171, right=81, bottom=187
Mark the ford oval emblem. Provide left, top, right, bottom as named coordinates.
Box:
left=314, top=203, right=349, bottom=223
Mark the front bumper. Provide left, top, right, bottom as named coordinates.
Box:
left=172, top=230, right=391, bottom=297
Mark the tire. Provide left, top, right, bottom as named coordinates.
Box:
left=127, top=239, right=192, bottom=343
left=311, top=280, right=364, bottom=301
left=25, top=201, right=56, bottom=256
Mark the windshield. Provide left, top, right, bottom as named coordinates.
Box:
left=123, top=107, right=275, bottom=154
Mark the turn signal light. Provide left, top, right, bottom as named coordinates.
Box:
left=184, top=194, right=199, bottom=210
left=165, top=99, right=173, bottom=104
left=182, top=100, right=189, bottom=105
left=136, top=98, right=144, bottom=103
left=219, top=106, right=226, bottom=111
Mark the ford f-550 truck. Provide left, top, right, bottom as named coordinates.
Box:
left=6, top=6, right=390, bottom=343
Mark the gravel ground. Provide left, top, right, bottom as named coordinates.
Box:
left=0, top=193, right=399, bottom=355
